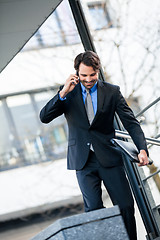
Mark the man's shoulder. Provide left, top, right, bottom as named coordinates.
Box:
left=98, top=80, right=119, bottom=91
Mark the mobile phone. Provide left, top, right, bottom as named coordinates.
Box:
left=76, top=71, right=79, bottom=77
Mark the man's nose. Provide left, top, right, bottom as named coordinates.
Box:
left=86, top=76, right=91, bottom=82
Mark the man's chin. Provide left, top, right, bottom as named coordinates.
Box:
left=86, top=84, right=94, bottom=89
left=80, top=79, right=97, bottom=89
left=85, top=81, right=97, bottom=89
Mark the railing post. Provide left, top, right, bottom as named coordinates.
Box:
left=122, top=154, right=160, bottom=239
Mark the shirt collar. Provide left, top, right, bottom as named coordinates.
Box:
left=80, top=81, right=98, bottom=93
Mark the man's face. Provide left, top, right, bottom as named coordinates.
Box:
left=78, top=63, right=99, bottom=89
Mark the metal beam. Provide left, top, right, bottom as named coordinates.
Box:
left=0, top=0, right=63, bottom=73
left=0, top=86, right=57, bottom=100
left=68, top=0, right=106, bottom=81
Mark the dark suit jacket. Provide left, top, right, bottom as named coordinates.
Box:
left=40, top=80, right=148, bottom=170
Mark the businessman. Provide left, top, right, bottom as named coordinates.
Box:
left=40, top=51, right=149, bottom=240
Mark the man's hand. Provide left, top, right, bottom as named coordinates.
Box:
left=60, top=74, right=79, bottom=98
left=138, top=150, right=149, bottom=166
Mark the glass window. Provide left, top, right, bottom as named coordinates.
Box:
left=88, top=3, right=111, bottom=30
left=53, top=126, right=66, bottom=144
left=34, top=90, right=57, bottom=112
left=56, top=0, right=80, bottom=45
left=37, top=12, right=64, bottom=47
left=23, top=0, right=80, bottom=50
left=7, top=94, right=39, bottom=139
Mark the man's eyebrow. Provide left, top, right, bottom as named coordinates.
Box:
left=80, top=73, right=96, bottom=76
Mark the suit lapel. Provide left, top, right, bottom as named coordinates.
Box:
left=97, top=80, right=106, bottom=113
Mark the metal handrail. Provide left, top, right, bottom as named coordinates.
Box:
left=142, top=169, right=160, bottom=182
left=115, top=130, right=160, bottom=146
left=135, top=96, right=160, bottom=118
left=148, top=134, right=160, bottom=150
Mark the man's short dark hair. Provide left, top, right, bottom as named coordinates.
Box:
left=74, top=51, right=101, bottom=72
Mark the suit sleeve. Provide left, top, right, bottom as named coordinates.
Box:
left=115, top=87, right=149, bottom=155
left=40, top=89, right=66, bottom=124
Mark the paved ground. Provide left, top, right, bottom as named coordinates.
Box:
left=0, top=194, right=147, bottom=240
left=0, top=203, right=84, bottom=240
